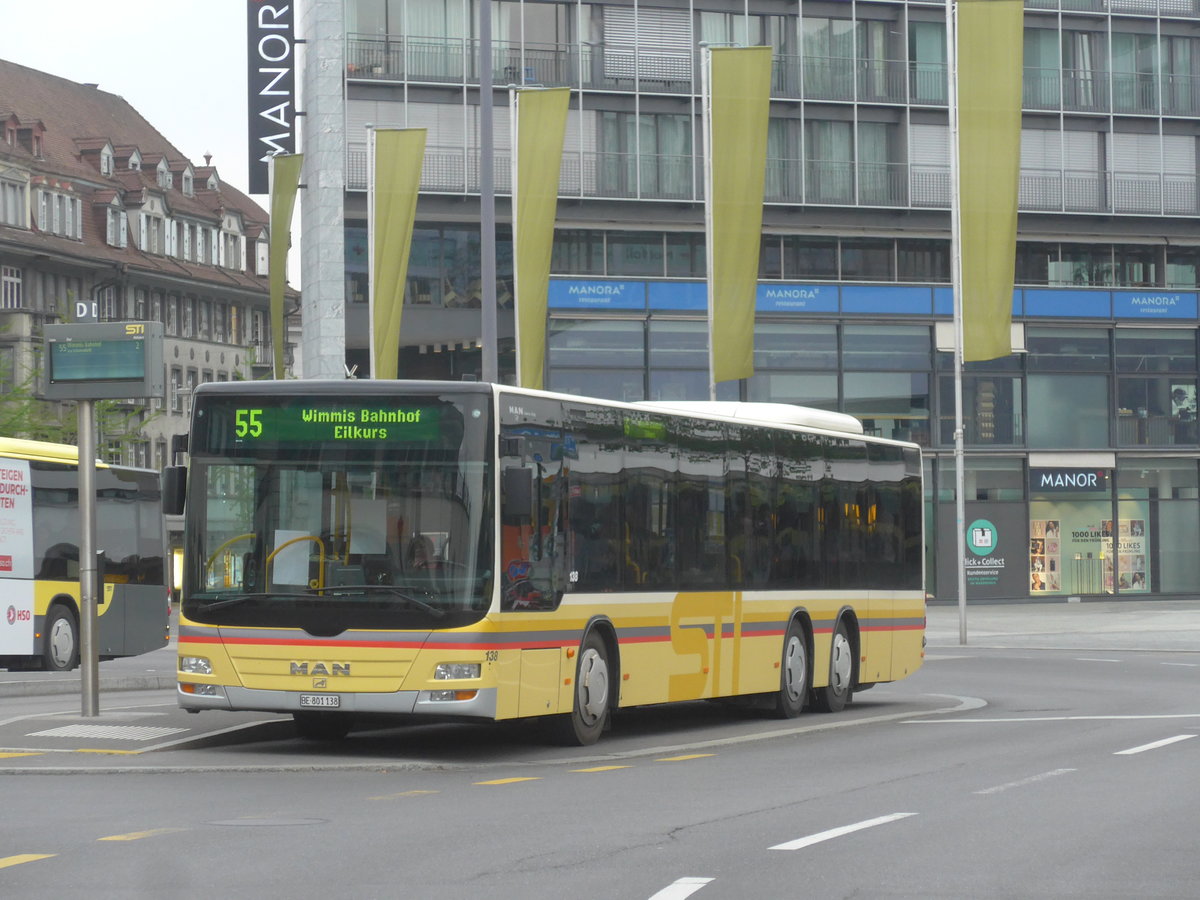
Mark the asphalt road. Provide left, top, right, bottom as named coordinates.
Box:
left=1, top=599, right=1197, bottom=898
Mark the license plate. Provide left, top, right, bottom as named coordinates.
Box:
left=299, top=694, right=340, bottom=708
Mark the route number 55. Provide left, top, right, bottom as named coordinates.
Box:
left=235, top=408, right=263, bottom=438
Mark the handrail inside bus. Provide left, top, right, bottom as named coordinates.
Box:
left=205, top=533, right=257, bottom=575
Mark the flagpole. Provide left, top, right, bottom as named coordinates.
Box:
left=366, top=125, right=377, bottom=379
left=947, top=2, right=969, bottom=645
left=700, top=44, right=716, bottom=402
left=509, top=88, right=521, bottom=385
left=479, top=0, right=498, bottom=383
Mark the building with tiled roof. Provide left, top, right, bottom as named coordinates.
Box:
left=0, top=58, right=298, bottom=467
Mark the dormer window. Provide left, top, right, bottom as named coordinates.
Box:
left=182, top=171, right=194, bottom=196
left=129, top=149, right=142, bottom=171
left=36, top=187, right=82, bottom=239
left=157, top=161, right=172, bottom=190
left=100, top=147, right=114, bottom=176
left=106, top=202, right=128, bottom=248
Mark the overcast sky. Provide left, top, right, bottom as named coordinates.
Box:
left=4, top=0, right=258, bottom=198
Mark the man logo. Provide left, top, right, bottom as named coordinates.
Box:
left=313, top=678, right=327, bottom=689
left=290, top=661, right=351, bottom=676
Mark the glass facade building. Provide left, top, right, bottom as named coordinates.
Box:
left=336, top=0, right=1200, bottom=600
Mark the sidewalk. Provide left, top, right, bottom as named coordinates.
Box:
left=0, top=637, right=177, bottom=698
left=926, top=598, right=1200, bottom=652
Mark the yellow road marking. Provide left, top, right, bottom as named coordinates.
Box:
left=75, top=748, right=141, bottom=755
left=571, top=765, right=633, bottom=773
left=474, top=777, right=541, bottom=785
left=656, top=754, right=715, bottom=762
left=99, top=828, right=186, bottom=842
left=0, top=752, right=42, bottom=759
left=0, top=854, right=56, bottom=869
left=368, top=790, right=440, bottom=800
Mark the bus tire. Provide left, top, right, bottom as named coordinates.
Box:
left=292, top=711, right=354, bottom=741
left=773, top=622, right=808, bottom=718
left=550, top=631, right=611, bottom=746
left=42, top=605, right=79, bottom=672
left=812, top=620, right=854, bottom=713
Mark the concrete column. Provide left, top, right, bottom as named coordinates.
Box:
left=297, top=0, right=347, bottom=379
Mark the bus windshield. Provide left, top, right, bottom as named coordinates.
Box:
left=182, top=391, right=494, bottom=633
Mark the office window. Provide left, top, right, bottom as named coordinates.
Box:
left=552, top=230, right=605, bottom=276
left=841, top=238, right=895, bottom=281
left=606, top=232, right=664, bottom=277
left=782, top=237, right=838, bottom=280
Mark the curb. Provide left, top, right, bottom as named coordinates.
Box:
left=0, top=674, right=177, bottom=698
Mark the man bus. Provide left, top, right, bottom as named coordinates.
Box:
left=168, top=380, right=924, bottom=744
left=0, top=437, right=169, bottom=671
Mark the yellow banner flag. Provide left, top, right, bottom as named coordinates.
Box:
left=708, top=46, right=772, bottom=385
left=371, top=129, right=426, bottom=380
left=958, top=0, right=1023, bottom=362
left=513, top=87, right=570, bottom=390
left=268, top=153, right=303, bottom=379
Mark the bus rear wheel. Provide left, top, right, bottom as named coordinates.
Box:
left=812, top=620, right=853, bottom=713
left=773, top=622, right=808, bottom=718
left=549, top=631, right=610, bottom=746
left=42, top=605, right=79, bottom=672
left=292, top=711, right=354, bottom=741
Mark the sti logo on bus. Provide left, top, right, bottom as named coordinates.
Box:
left=290, top=661, right=351, bottom=676
left=124, top=323, right=146, bottom=335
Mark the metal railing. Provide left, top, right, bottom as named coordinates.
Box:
left=348, top=144, right=1200, bottom=216
left=347, top=35, right=947, bottom=104
left=1025, top=0, right=1200, bottom=16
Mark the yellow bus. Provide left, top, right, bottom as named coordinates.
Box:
left=0, top=437, right=170, bottom=671
left=169, top=381, right=924, bottom=744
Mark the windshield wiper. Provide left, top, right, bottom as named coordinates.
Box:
left=319, top=584, right=446, bottom=618
left=196, top=587, right=446, bottom=618
left=195, top=592, right=314, bottom=613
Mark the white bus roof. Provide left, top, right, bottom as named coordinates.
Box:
left=632, top=401, right=865, bottom=435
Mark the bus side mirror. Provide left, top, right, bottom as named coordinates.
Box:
left=162, top=465, right=187, bottom=516
left=501, top=466, right=533, bottom=526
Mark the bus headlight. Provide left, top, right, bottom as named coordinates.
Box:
left=435, top=662, right=480, bottom=680
left=179, top=656, right=213, bottom=675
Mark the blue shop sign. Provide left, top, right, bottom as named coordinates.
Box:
left=1024, top=289, right=1110, bottom=318
left=548, top=280, right=646, bottom=310
left=1113, top=291, right=1197, bottom=320
left=648, top=281, right=707, bottom=310
left=756, top=283, right=839, bottom=313
left=934, top=287, right=1021, bottom=317
left=842, top=285, right=933, bottom=315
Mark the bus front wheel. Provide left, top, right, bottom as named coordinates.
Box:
left=812, top=621, right=854, bottom=713
left=42, top=605, right=79, bottom=672
left=550, top=631, right=611, bottom=746
left=773, top=622, right=808, bottom=718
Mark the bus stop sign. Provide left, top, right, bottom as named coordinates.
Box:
left=43, top=322, right=164, bottom=400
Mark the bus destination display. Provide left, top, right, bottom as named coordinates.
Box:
left=224, top=403, right=443, bottom=446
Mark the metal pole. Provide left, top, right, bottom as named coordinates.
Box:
left=700, top=45, right=716, bottom=401
left=78, top=399, right=100, bottom=716
left=479, top=0, right=498, bottom=383
left=366, top=125, right=377, bottom=377
left=946, top=1, right=969, bottom=645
